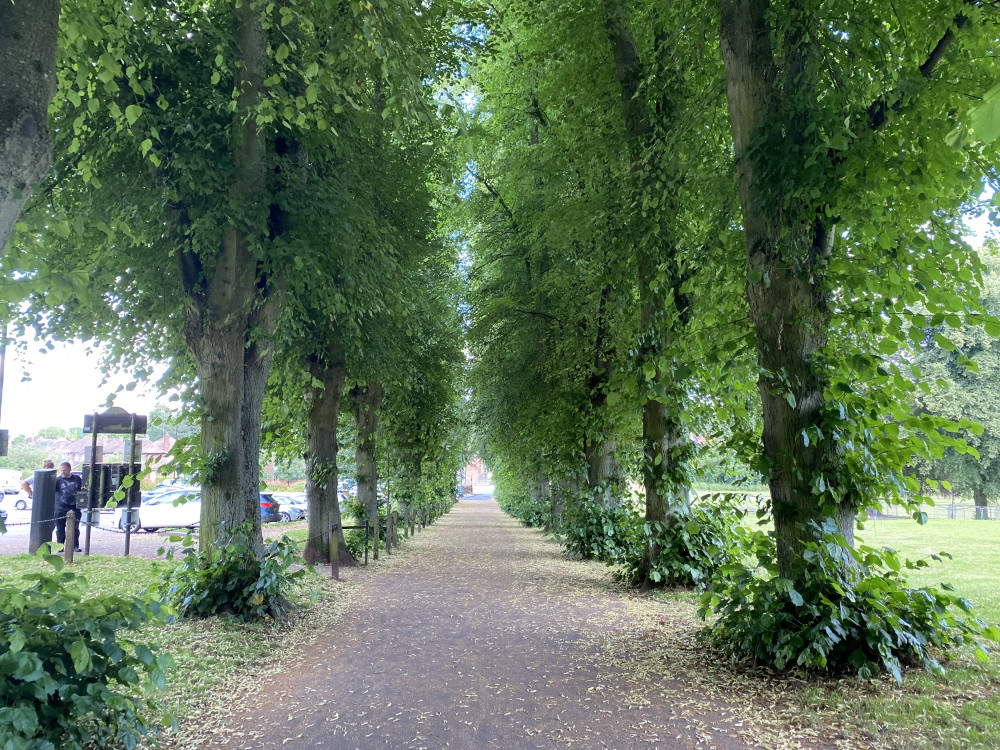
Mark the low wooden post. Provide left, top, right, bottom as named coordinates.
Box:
left=385, top=511, right=392, bottom=554
left=64, top=511, right=76, bottom=564
left=330, top=523, right=340, bottom=581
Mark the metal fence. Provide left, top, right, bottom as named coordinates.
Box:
left=870, top=503, right=1000, bottom=521
left=694, top=492, right=1000, bottom=522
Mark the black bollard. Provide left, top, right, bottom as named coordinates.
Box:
left=28, top=468, right=56, bottom=555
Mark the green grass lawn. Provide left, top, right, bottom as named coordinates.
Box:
left=858, top=518, right=1000, bottom=624
left=777, top=518, right=1000, bottom=750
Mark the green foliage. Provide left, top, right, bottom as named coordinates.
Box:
left=496, top=487, right=549, bottom=528
left=156, top=523, right=306, bottom=622
left=909, top=246, right=1000, bottom=507
left=621, top=494, right=754, bottom=588
left=562, top=500, right=640, bottom=563
left=0, top=440, right=50, bottom=477
left=0, top=551, right=173, bottom=750
left=344, top=495, right=385, bottom=540
left=700, top=521, right=1000, bottom=682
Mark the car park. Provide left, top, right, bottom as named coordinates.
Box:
left=272, top=492, right=307, bottom=522
left=119, top=488, right=201, bottom=532
left=117, top=488, right=281, bottom=531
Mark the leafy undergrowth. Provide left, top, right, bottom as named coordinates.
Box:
left=0, top=539, right=359, bottom=748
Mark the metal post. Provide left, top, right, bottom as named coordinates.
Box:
left=28, top=468, right=56, bottom=554
left=64, top=511, right=77, bottom=564
left=330, top=523, right=340, bottom=580
left=85, top=414, right=98, bottom=555
left=124, top=416, right=137, bottom=557
left=364, top=522, right=370, bottom=566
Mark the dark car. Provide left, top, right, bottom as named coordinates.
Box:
left=259, top=493, right=281, bottom=524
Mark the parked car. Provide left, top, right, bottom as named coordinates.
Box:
left=271, top=492, right=306, bottom=522
left=259, top=493, right=281, bottom=524
left=0, top=469, right=22, bottom=495
left=119, top=489, right=281, bottom=531
left=119, top=488, right=201, bottom=532
left=0, top=490, right=32, bottom=511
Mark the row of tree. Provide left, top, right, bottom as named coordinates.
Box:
left=462, top=0, right=1000, bottom=673
left=2, top=0, right=471, bottom=565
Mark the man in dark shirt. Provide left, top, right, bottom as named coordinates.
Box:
left=55, top=461, right=83, bottom=552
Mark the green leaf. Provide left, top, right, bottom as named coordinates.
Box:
left=124, top=104, right=142, bottom=126
left=69, top=639, right=93, bottom=674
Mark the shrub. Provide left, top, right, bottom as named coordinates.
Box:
left=562, top=499, right=641, bottom=562
left=699, top=519, right=1000, bottom=681
left=621, top=493, right=754, bottom=587
left=496, top=489, right=549, bottom=528
left=344, top=496, right=387, bottom=541
left=157, top=522, right=307, bottom=621
left=0, top=551, right=173, bottom=749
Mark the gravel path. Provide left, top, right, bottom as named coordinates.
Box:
left=195, top=498, right=846, bottom=750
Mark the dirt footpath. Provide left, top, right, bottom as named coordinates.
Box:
left=195, top=499, right=848, bottom=750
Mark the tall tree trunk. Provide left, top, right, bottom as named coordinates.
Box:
left=188, top=317, right=252, bottom=549
left=603, top=0, right=693, bottom=585
left=183, top=0, right=270, bottom=552
left=584, top=438, right=619, bottom=509
left=304, top=361, right=352, bottom=565
left=719, top=1, right=964, bottom=578
left=548, top=477, right=569, bottom=530
left=352, top=381, right=383, bottom=553
left=0, top=0, right=59, bottom=255
left=974, top=485, right=989, bottom=520
left=718, top=0, right=847, bottom=578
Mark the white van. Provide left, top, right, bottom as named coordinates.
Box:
left=0, top=469, right=22, bottom=495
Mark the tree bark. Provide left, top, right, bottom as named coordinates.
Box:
left=602, top=0, right=693, bottom=586
left=304, top=361, right=352, bottom=565
left=584, top=437, right=619, bottom=509
left=182, top=0, right=271, bottom=552
left=974, top=485, right=989, bottom=520
left=0, top=0, right=60, bottom=255
left=718, top=0, right=848, bottom=577
left=352, top=381, right=383, bottom=555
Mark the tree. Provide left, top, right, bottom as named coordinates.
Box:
left=717, top=0, right=1000, bottom=577
left=17, top=0, right=427, bottom=554
left=0, top=0, right=60, bottom=255
left=914, top=247, right=1000, bottom=516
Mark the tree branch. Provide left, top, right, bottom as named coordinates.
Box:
left=468, top=166, right=518, bottom=228
left=866, top=11, right=969, bottom=131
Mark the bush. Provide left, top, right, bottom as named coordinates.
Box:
left=157, top=522, right=307, bottom=621
left=0, top=551, right=173, bottom=749
left=562, top=499, right=641, bottom=562
left=699, top=519, right=1000, bottom=681
left=621, top=494, right=754, bottom=587
left=496, top=488, right=549, bottom=528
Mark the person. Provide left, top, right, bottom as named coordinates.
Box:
left=54, top=461, right=83, bottom=552
left=20, top=459, right=55, bottom=498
